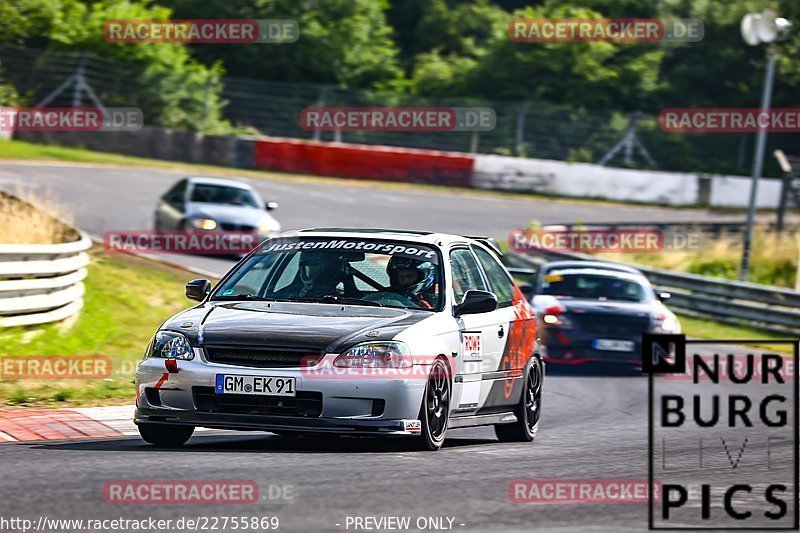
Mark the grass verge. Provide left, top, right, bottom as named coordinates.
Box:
left=0, top=248, right=211, bottom=407
left=597, top=228, right=799, bottom=288
left=677, top=314, right=795, bottom=353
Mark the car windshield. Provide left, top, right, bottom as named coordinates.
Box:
left=212, top=237, right=442, bottom=311
left=190, top=184, right=260, bottom=208
left=540, top=272, right=648, bottom=302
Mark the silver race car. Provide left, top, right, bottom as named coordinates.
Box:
left=154, top=176, right=281, bottom=245
left=135, top=229, right=543, bottom=451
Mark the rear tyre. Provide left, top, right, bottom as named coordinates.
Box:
left=408, top=357, right=451, bottom=451
left=138, top=423, right=194, bottom=447
left=495, top=356, right=543, bottom=443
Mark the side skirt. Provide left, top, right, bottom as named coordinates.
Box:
left=449, top=411, right=517, bottom=429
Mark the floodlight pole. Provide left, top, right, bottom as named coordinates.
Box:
left=740, top=44, right=777, bottom=281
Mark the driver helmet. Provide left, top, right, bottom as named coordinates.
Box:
left=387, top=256, right=435, bottom=296
left=299, top=252, right=341, bottom=286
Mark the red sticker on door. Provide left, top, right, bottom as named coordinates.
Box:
left=462, top=332, right=483, bottom=361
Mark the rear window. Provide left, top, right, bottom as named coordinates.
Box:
left=541, top=272, right=648, bottom=302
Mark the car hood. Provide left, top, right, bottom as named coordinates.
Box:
left=185, top=202, right=268, bottom=225
left=533, top=295, right=653, bottom=318
left=162, top=302, right=431, bottom=353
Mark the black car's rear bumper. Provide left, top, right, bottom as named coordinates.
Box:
left=542, top=343, right=642, bottom=365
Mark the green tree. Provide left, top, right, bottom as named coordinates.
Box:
left=0, top=0, right=229, bottom=132
left=160, top=0, right=404, bottom=89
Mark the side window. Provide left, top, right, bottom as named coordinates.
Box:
left=164, top=180, right=187, bottom=210
left=222, top=254, right=278, bottom=296
left=450, top=248, right=487, bottom=303
left=473, top=246, right=515, bottom=307
left=273, top=253, right=301, bottom=292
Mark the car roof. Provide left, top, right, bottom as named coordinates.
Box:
left=280, top=228, right=500, bottom=252
left=540, top=260, right=642, bottom=276
left=185, top=176, right=254, bottom=190
left=544, top=267, right=650, bottom=284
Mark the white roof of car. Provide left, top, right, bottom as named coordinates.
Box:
left=186, top=176, right=254, bottom=190
left=546, top=267, right=649, bottom=284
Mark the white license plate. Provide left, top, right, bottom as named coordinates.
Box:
left=215, top=374, right=296, bottom=397
left=594, top=339, right=635, bottom=352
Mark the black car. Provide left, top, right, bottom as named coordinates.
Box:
left=530, top=261, right=680, bottom=366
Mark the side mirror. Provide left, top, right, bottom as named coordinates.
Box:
left=455, top=290, right=498, bottom=317
left=655, top=290, right=671, bottom=301
left=265, top=201, right=279, bottom=211
left=518, top=283, right=535, bottom=302
left=186, top=279, right=211, bottom=302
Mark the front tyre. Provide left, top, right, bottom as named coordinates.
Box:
left=495, top=356, right=543, bottom=443
left=138, top=423, right=194, bottom=447
left=410, top=357, right=451, bottom=451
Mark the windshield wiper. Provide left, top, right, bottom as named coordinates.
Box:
left=288, top=295, right=384, bottom=307
left=213, top=294, right=276, bottom=301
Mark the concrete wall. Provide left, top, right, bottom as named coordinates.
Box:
left=473, top=155, right=698, bottom=205
left=16, top=128, right=241, bottom=168
left=708, top=174, right=781, bottom=208
left=473, top=154, right=779, bottom=208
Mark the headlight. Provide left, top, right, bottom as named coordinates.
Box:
left=333, top=342, right=411, bottom=368
left=147, top=331, right=194, bottom=360
left=258, top=221, right=280, bottom=234
left=189, top=218, right=217, bottom=230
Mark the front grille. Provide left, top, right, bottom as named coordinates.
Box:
left=193, top=387, right=322, bottom=417
left=204, top=345, right=323, bottom=368
left=573, top=313, right=650, bottom=336
left=219, top=223, right=256, bottom=232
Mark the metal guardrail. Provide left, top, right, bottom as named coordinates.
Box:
left=537, top=220, right=798, bottom=236
left=0, top=233, right=91, bottom=327
left=504, top=248, right=800, bottom=337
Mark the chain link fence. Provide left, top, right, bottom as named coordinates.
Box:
left=1, top=44, right=795, bottom=176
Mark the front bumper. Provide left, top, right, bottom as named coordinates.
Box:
left=134, top=351, right=428, bottom=436
left=135, top=408, right=421, bottom=436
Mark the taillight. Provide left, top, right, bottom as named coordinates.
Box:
left=544, top=304, right=566, bottom=315
left=652, top=313, right=678, bottom=333
left=541, top=303, right=572, bottom=328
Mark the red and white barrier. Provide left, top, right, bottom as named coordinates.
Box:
left=252, top=137, right=475, bottom=187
